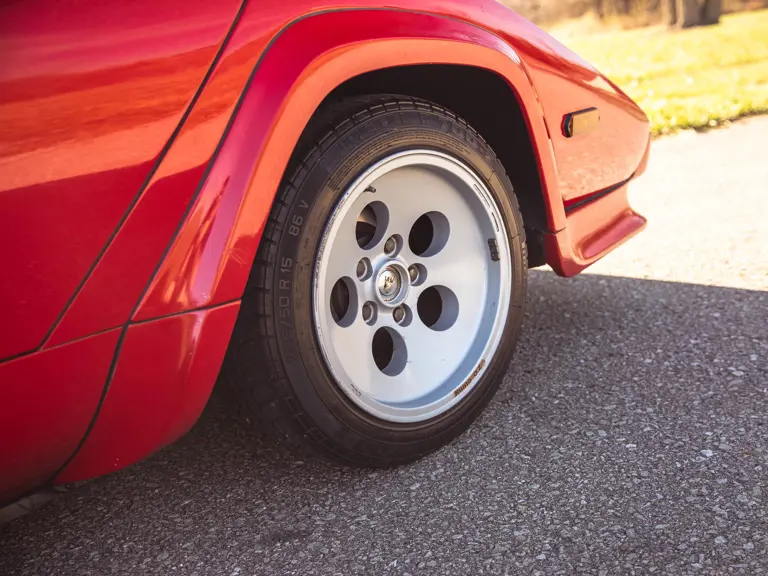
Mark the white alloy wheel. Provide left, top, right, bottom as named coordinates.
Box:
left=314, top=150, right=512, bottom=423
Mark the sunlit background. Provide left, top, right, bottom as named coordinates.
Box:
left=501, top=1, right=768, bottom=134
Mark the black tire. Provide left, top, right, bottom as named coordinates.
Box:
left=226, top=95, right=527, bottom=466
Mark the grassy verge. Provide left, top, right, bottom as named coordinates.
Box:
left=551, top=9, right=768, bottom=134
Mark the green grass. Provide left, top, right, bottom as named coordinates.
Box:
left=552, top=10, right=768, bottom=134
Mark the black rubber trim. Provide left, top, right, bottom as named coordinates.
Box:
left=37, top=5, right=531, bottom=488
left=0, top=2, right=248, bottom=364
left=564, top=172, right=634, bottom=214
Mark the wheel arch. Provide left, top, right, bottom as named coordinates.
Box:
left=311, top=64, right=551, bottom=266
left=135, top=8, right=563, bottom=322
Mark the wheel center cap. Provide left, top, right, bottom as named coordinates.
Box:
left=377, top=266, right=402, bottom=301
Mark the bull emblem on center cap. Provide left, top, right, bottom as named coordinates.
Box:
left=378, top=269, right=398, bottom=297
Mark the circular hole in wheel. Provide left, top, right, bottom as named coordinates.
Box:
left=372, top=327, right=407, bottom=376
left=330, top=277, right=357, bottom=327
left=408, top=211, right=450, bottom=257
left=356, top=201, right=389, bottom=249
left=417, top=285, right=459, bottom=331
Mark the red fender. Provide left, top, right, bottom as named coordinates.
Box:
left=134, top=8, right=561, bottom=321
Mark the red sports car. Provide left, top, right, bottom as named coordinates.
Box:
left=0, top=0, right=650, bottom=503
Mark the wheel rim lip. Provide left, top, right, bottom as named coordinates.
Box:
left=313, top=149, right=512, bottom=423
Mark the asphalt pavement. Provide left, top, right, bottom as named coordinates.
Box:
left=1, top=118, right=767, bottom=576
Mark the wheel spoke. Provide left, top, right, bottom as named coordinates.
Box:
left=323, top=314, right=375, bottom=381
left=326, top=315, right=415, bottom=405
left=411, top=229, right=490, bottom=302
left=371, top=165, right=463, bottom=254
left=320, top=218, right=367, bottom=288
left=399, top=320, right=482, bottom=399
left=322, top=246, right=369, bottom=300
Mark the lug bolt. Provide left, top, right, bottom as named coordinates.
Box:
left=356, top=258, right=371, bottom=280
left=362, top=302, right=375, bottom=324
left=393, top=306, right=406, bottom=324
left=408, top=265, right=419, bottom=283
left=384, top=236, right=397, bottom=255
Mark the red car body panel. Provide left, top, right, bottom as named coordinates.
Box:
left=0, top=0, right=649, bottom=502
left=0, top=330, right=119, bottom=501
left=55, top=302, right=240, bottom=483
left=0, top=0, right=243, bottom=361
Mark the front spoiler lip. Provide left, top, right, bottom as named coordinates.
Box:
left=543, top=168, right=647, bottom=277
left=564, top=173, right=635, bottom=214
left=562, top=131, right=651, bottom=216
